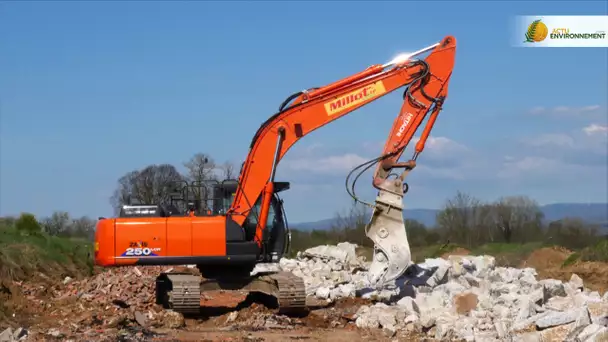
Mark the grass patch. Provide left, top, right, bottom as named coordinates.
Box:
left=581, top=239, right=608, bottom=262
left=0, top=226, right=94, bottom=282
left=421, top=243, right=459, bottom=260
left=559, top=240, right=608, bottom=268
left=469, top=242, right=544, bottom=267
left=471, top=242, right=543, bottom=255
left=0, top=217, right=94, bottom=322
left=562, top=252, right=580, bottom=268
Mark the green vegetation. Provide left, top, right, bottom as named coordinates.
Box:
left=0, top=213, right=94, bottom=282
left=561, top=240, right=608, bottom=267
left=286, top=191, right=608, bottom=265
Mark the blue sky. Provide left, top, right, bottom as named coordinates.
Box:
left=1, top=1, right=607, bottom=223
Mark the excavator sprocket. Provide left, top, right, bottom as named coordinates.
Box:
left=155, top=270, right=307, bottom=315
left=366, top=177, right=413, bottom=287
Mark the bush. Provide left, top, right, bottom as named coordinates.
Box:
left=546, top=218, right=599, bottom=251
left=581, top=240, right=608, bottom=262
left=14, top=213, right=42, bottom=234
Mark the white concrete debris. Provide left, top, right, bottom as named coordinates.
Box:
left=253, top=243, right=608, bottom=341
left=0, top=327, right=27, bottom=342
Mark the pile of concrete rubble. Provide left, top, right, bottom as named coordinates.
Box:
left=255, top=242, right=608, bottom=341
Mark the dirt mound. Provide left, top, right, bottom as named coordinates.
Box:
left=522, top=246, right=608, bottom=294
left=441, top=247, right=470, bottom=259
left=541, top=261, right=608, bottom=294
left=521, top=246, right=573, bottom=270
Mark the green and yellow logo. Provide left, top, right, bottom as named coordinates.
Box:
left=524, top=19, right=549, bottom=43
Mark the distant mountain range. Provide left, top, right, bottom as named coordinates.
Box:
left=290, top=203, right=608, bottom=232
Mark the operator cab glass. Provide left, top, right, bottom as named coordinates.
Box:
left=242, top=194, right=283, bottom=239
left=211, top=180, right=239, bottom=215
left=240, top=182, right=290, bottom=258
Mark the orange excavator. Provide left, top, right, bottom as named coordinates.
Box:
left=94, top=36, right=457, bottom=314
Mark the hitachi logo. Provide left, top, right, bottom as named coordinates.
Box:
left=324, top=81, right=387, bottom=116
left=396, top=113, right=414, bottom=138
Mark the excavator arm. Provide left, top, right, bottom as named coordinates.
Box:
left=231, top=36, right=456, bottom=286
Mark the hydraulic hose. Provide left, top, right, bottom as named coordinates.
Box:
left=344, top=59, right=442, bottom=208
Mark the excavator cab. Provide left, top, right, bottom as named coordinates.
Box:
left=112, top=179, right=291, bottom=262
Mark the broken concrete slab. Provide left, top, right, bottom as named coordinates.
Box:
left=0, top=328, right=13, bottom=342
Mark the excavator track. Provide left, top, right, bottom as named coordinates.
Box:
left=269, top=271, right=307, bottom=314
left=155, top=270, right=307, bottom=315
left=156, top=273, right=201, bottom=315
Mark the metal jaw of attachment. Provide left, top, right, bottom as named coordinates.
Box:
left=365, top=175, right=412, bottom=288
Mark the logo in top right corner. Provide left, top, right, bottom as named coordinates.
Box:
left=524, top=18, right=607, bottom=44
left=524, top=19, right=549, bottom=43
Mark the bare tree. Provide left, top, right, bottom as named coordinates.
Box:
left=221, top=161, right=237, bottom=180
left=71, top=216, right=97, bottom=239
left=491, top=195, right=543, bottom=243
left=184, top=153, right=217, bottom=183
left=183, top=153, right=219, bottom=210
left=110, top=164, right=184, bottom=214
left=471, top=203, right=499, bottom=244
left=330, top=202, right=370, bottom=246
left=41, top=211, right=71, bottom=235
left=110, top=170, right=138, bottom=212
left=436, top=191, right=483, bottom=247
left=546, top=217, right=599, bottom=250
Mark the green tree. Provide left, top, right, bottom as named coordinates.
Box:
left=404, top=219, right=429, bottom=247
left=15, top=213, right=42, bottom=234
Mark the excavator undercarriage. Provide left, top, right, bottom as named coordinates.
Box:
left=155, top=270, right=307, bottom=315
